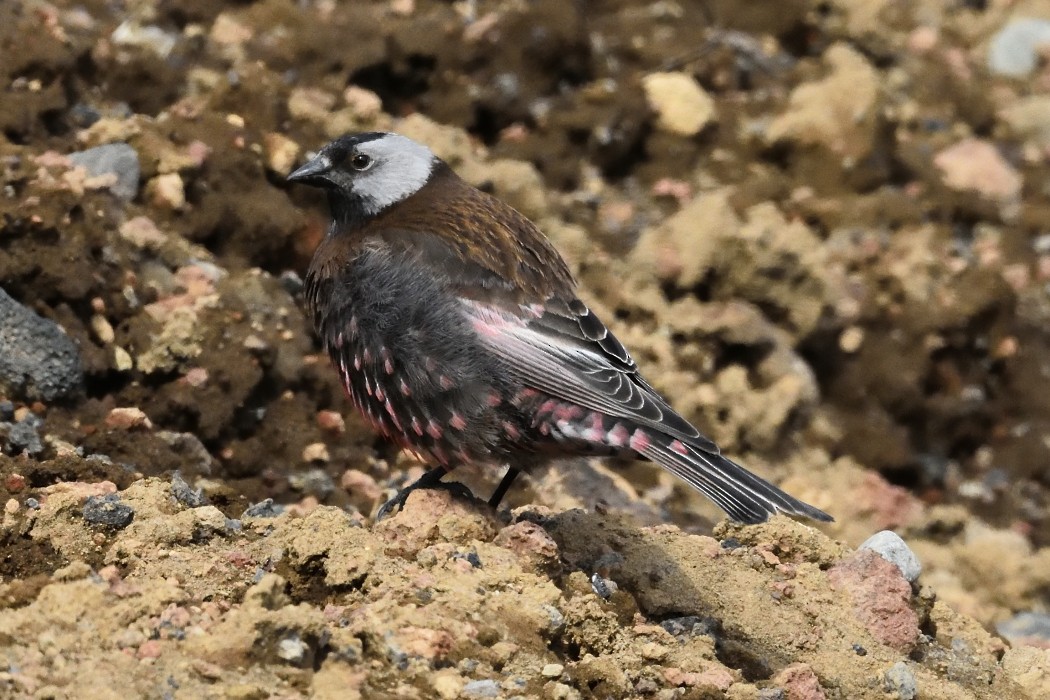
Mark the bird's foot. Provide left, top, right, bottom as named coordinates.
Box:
left=375, top=468, right=476, bottom=521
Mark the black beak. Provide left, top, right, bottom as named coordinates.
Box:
left=287, top=154, right=333, bottom=186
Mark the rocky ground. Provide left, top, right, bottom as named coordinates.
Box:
left=2, top=0, right=1050, bottom=698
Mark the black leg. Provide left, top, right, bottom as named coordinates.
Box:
left=488, top=466, right=521, bottom=509
left=375, top=467, right=475, bottom=520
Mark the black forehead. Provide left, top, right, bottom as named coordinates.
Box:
left=327, top=132, right=387, bottom=153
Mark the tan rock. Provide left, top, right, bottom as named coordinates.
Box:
left=642, top=71, right=716, bottom=136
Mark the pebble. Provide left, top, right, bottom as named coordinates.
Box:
left=263, top=133, right=301, bottom=176
left=5, top=414, right=44, bottom=456
left=642, top=72, right=716, bottom=136
left=301, top=442, right=330, bottom=463
left=82, top=493, right=135, bottom=529
left=276, top=634, right=309, bottom=666
left=316, top=410, right=345, bottom=433
left=859, top=530, right=922, bottom=583
left=68, top=142, right=140, bottom=201
left=996, top=611, right=1050, bottom=646
left=0, top=288, right=84, bottom=402
left=242, top=498, right=284, bottom=519
left=461, top=679, right=501, bottom=698
left=987, top=18, right=1050, bottom=77
left=288, top=467, right=335, bottom=500
left=147, top=172, right=186, bottom=209
left=111, top=20, right=178, bottom=58
left=5, top=498, right=18, bottom=514
left=171, top=471, right=207, bottom=508
left=934, top=138, right=1022, bottom=203
left=883, top=661, right=917, bottom=700
left=105, top=407, right=153, bottom=430
left=541, top=663, right=564, bottom=677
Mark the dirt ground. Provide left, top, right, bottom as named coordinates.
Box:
left=2, top=0, right=1050, bottom=698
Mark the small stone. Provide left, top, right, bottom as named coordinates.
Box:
left=289, top=467, right=335, bottom=500
left=105, top=407, right=153, bottom=430
left=642, top=72, right=716, bottom=136
left=243, top=498, right=284, bottom=518
left=996, top=612, right=1050, bottom=647
left=541, top=663, right=564, bottom=677
left=5, top=415, right=43, bottom=456
left=210, top=13, right=253, bottom=46
left=113, top=347, right=134, bottom=371
left=147, top=172, right=186, bottom=209
left=859, top=530, right=922, bottom=583
left=263, top=132, right=301, bottom=176
left=343, top=86, right=383, bottom=119
left=302, top=442, right=330, bottom=463
left=82, top=493, right=135, bottom=529
left=461, top=679, right=500, bottom=698
left=0, top=287, right=84, bottom=402
left=68, top=142, right=140, bottom=201
left=171, top=471, right=207, bottom=508
left=276, top=634, right=309, bottom=665
left=839, top=326, right=864, bottom=353
left=182, top=367, right=209, bottom=387
left=934, top=138, right=1022, bottom=203
left=316, top=410, right=345, bottom=433
left=242, top=334, right=269, bottom=352
left=987, top=18, right=1050, bottom=77
left=119, top=216, right=167, bottom=249
left=90, top=314, right=115, bottom=344
left=883, top=662, right=917, bottom=700
left=4, top=473, right=26, bottom=493
left=5, top=498, right=18, bottom=514
left=137, top=639, right=164, bottom=659
left=340, top=469, right=383, bottom=501
left=111, top=21, right=177, bottom=58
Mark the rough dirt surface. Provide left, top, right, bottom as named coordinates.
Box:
left=2, top=0, right=1050, bottom=698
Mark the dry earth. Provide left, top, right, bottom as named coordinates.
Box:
left=2, top=0, right=1050, bottom=698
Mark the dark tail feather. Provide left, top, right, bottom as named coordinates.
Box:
left=641, top=434, right=832, bottom=524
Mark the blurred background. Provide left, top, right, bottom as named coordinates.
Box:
left=2, top=0, right=1050, bottom=652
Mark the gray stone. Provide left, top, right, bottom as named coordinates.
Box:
left=883, top=661, right=917, bottom=700
left=0, top=287, right=84, bottom=402
left=82, top=493, right=135, bottom=529
left=988, top=18, right=1050, bottom=77
left=243, top=498, right=284, bottom=519
left=996, top=611, right=1050, bottom=645
left=462, top=680, right=501, bottom=698
left=170, top=471, right=207, bottom=508
left=860, top=530, right=922, bottom=583
left=4, top=414, right=43, bottom=456
left=68, top=142, right=140, bottom=201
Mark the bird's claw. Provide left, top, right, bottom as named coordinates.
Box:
left=374, top=477, right=476, bottom=521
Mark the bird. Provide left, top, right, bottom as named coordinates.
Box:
left=288, top=131, right=831, bottom=524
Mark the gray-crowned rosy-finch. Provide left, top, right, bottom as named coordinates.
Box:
left=289, top=132, right=831, bottom=524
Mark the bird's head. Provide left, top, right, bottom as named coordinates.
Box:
left=288, top=132, right=438, bottom=224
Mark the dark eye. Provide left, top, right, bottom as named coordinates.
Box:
left=350, top=153, right=372, bottom=170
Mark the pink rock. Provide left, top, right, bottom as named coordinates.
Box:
left=105, top=407, right=153, bottom=430
left=317, top=410, right=346, bottom=434
left=774, top=663, right=827, bottom=700
left=934, top=138, right=1022, bottom=202
left=494, top=521, right=559, bottom=565
left=827, top=550, right=920, bottom=651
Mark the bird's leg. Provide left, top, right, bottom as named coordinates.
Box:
left=488, top=466, right=521, bottom=509
left=375, top=466, right=475, bottom=520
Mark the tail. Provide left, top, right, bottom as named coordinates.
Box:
left=638, top=431, right=832, bottom=524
